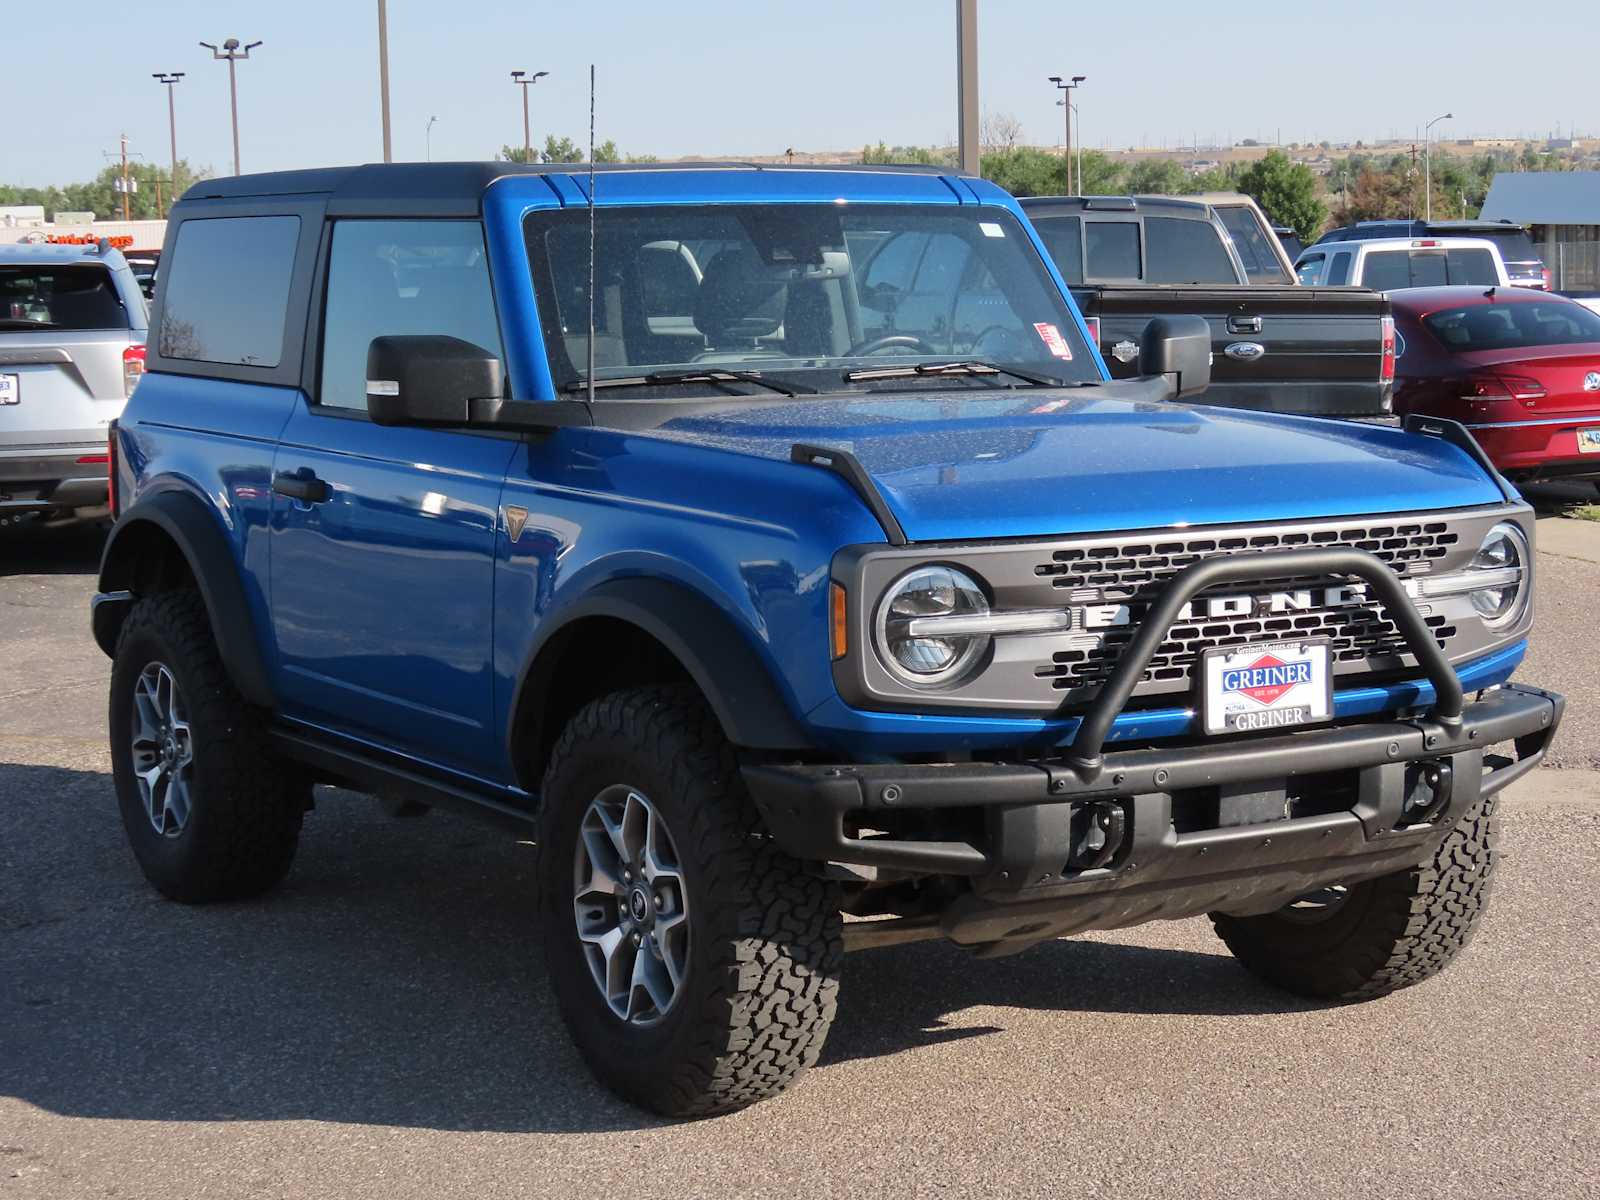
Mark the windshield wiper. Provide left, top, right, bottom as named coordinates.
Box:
left=564, top=368, right=815, bottom=398
left=841, top=360, right=1068, bottom=387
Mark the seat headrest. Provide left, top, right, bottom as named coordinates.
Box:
left=693, top=249, right=787, bottom=344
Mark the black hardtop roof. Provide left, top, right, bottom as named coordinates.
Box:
left=1018, top=194, right=1214, bottom=218
left=177, top=160, right=969, bottom=206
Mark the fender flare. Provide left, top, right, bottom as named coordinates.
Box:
left=511, top=577, right=813, bottom=759
left=93, top=490, right=276, bottom=709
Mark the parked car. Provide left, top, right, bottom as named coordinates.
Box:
left=1389, top=285, right=1600, bottom=484
left=124, top=252, right=160, bottom=300
left=1187, top=191, right=1298, bottom=284
left=1272, top=223, right=1304, bottom=262
left=1315, top=220, right=1548, bottom=290
left=1023, top=194, right=1394, bottom=417
left=1295, top=236, right=1510, bottom=292
left=0, top=241, right=146, bottom=525
left=95, top=162, right=1562, bottom=1119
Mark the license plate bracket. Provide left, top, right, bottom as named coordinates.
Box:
left=1200, top=638, right=1333, bottom=736
left=0, top=374, right=17, bottom=405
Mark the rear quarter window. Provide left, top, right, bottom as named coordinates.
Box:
left=158, top=215, right=300, bottom=367
left=1215, top=206, right=1291, bottom=284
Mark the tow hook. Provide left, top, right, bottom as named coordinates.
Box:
left=1068, top=801, right=1126, bottom=871
left=1402, top=759, right=1453, bottom=825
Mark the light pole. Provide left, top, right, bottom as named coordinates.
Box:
left=152, top=72, right=183, bottom=211
left=426, top=115, right=439, bottom=162
left=510, top=70, right=548, bottom=162
left=199, top=38, right=262, bottom=176
left=1424, top=112, right=1452, bottom=221
left=1049, top=75, right=1085, bottom=194
left=377, top=0, right=393, bottom=162
left=1057, top=98, right=1083, bottom=194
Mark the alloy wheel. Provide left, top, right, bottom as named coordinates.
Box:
left=129, top=662, right=195, bottom=838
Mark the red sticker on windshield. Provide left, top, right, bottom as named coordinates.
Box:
left=1033, top=322, right=1073, bottom=360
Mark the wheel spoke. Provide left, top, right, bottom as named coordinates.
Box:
left=620, top=791, right=648, bottom=864
left=633, top=942, right=673, bottom=1015
left=166, top=772, right=191, bottom=832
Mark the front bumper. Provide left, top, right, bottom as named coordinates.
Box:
left=745, top=683, right=1562, bottom=950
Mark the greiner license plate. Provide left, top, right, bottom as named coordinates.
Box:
left=1577, top=428, right=1600, bottom=454
left=1201, top=639, right=1332, bottom=735
left=0, top=374, right=16, bottom=405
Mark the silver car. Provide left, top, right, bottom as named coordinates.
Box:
left=0, top=241, right=148, bottom=523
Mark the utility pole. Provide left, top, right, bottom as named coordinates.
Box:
left=956, top=0, right=979, bottom=175
left=200, top=38, right=262, bottom=176
left=510, top=70, right=549, bottom=162
left=120, top=133, right=130, bottom=221
left=377, top=0, right=393, bottom=162
left=426, top=115, right=439, bottom=162
left=1049, top=75, right=1085, bottom=194
left=152, top=73, right=183, bottom=210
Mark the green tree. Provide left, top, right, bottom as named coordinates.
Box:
left=543, top=135, right=583, bottom=163
left=1076, top=150, right=1126, bottom=195
left=594, top=140, right=621, bottom=163
left=1126, top=159, right=1187, bottom=195
left=0, top=159, right=208, bottom=220
left=1184, top=163, right=1241, bottom=193
left=1237, top=149, right=1327, bottom=241
left=980, top=146, right=1064, bottom=197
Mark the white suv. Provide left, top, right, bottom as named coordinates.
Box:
left=1294, top=236, right=1511, bottom=292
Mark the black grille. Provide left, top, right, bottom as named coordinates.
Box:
left=1033, top=520, right=1462, bottom=695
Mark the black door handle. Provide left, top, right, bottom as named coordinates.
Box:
left=272, top=468, right=331, bottom=504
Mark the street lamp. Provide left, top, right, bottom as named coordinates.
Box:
left=426, top=115, right=439, bottom=162
left=510, top=70, right=549, bottom=162
left=1057, top=98, right=1082, bottom=198
left=1049, top=74, right=1086, bottom=195
left=1425, top=112, right=1452, bottom=221
left=199, top=38, right=262, bottom=176
left=152, top=72, right=184, bottom=211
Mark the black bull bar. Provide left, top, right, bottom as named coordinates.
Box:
left=742, top=547, right=1562, bottom=933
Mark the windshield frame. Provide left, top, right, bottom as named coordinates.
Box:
left=521, top=201, right=1099, bottom=398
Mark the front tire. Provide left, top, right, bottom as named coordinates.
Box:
left=1211, top=792, right=1499, bottom=1000
left=109, top=591, right=307, bottom=902
left=537, top=687, right=842, bottom=1117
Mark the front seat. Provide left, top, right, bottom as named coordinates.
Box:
left=692, top=249, right=787, bottom=361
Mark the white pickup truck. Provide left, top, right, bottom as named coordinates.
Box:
left=1294, top=236, right=1511, bottom=292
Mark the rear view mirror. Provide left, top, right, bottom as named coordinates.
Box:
left=1138, top=316, right=1212, bottom=400
left=366, top=335, right=503, bottom=426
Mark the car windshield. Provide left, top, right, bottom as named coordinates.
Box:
left=523, top=203, right=1099, bottom=395
left=1423, top=300, right=1600, bottom=352
left=0, top=264, right=130, bottom=330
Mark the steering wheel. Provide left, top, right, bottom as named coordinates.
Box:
left=845, top=334, right=939, bottom=358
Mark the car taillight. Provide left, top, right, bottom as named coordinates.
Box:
left=1462, top=372, right=1546, bottom=402
left=122, top=344, right=146, bottom=397
left=1542, top=267, right=1553, bottom=290
left=1083, top=316, right=1101, bottom=346
left=107, top=421, right=119, bottom=519
left=1379, top=316, right=1396, bottom=383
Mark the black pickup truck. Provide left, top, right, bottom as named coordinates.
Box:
left=1022, top=195, right=1394, bottom=418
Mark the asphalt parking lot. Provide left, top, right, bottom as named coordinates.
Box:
left=3, top=506, right=1598, bottom=1200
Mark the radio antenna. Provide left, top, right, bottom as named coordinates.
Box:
left=586, top=63, right=597, bottom=406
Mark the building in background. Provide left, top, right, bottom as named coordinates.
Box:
left=0, top=213, right=167, bottom=253
left=1480, top=172, right=1600, bottom=292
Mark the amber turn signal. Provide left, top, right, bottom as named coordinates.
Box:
left=829, top=582, right=848, bottom=660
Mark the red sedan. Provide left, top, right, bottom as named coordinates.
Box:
left=1390, top=286, right=1600, bottom=487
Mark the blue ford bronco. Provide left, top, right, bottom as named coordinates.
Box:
left=94, top=163, right=1562, bottom=1117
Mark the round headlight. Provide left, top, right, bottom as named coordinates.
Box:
left=874, top=565, right=990, bottom=687
left=1469, top=522, right=1529, bottom=627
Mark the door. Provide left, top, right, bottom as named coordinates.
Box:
left=268, top=218, right=516, bottom=775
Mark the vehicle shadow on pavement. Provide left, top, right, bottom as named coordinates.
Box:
left=2, top=761, right=1323, bottom=1134
left=0, top=518, right=107, bottom=578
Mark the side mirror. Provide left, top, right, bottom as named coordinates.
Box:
left=366, top=335, right=503, bottom=426
left=1137, top=316, right=1212, bottom=400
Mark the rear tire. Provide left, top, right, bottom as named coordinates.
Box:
left=1211, top=792, right=1498, bottom=1000
left=536, top=686, right=842, bottom=1117
left=110, top=591, right=307, bottom=902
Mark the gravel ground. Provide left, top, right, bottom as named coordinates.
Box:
left=2, top=515, right=1597, bottom=1200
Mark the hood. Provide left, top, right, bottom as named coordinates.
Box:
left=636, top=391, right=1504, bottom=542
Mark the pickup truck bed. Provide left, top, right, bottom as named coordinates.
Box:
left=1075, top=283, right=1393, bottom=417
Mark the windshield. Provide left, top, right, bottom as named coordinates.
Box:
left=523, top=204, right=1098, bottom=395
left=1423, top=300, right=1600, bottom=352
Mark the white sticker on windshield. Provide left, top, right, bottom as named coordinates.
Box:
left=1033, top=322, right=1073, bottom=360
left=979, top=221, right=1006, bottom=238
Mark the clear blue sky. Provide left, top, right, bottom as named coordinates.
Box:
left=6, top=0, right=1597, bottom=186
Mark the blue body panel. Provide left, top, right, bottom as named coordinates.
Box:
left=115, top=166, right=1533, bottom=793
